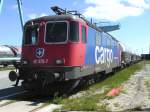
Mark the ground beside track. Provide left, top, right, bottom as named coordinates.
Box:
left=103, top=64, right=150, bottom=111
left=53, top=61, right=150, bottom=111
left=0, top=70, right=24, bottom=99
left=0, top=70, right=15, bottom=89
left=0, top=66, right=15, bottom=71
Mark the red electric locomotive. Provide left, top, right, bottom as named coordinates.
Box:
left=9, top=6, right=122, bottom=95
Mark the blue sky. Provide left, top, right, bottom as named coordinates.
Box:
left=0, top=0, right=150, bottom=54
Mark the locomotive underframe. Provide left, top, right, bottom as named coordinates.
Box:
left=18, top=63, right=118, bottom=82
left=18, top=65, right=95, bottom=81
left=15, top=65, right=97, bottom=95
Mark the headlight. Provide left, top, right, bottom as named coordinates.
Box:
left=55, top=59, right=65, bottom=65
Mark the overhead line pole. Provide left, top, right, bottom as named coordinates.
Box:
left=0, top=0, right=3, bottom=14
left=17, top=0, right=24, bottom=32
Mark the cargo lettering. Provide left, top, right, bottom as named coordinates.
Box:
left=95, top=46, right=113, bottom=68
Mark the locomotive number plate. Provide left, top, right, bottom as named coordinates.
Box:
left=33, top=59, right=48, bottom=64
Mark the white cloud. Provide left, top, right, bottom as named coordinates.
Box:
left=27, top=13, right=48, bottom=19
left=84, top=0, right=150, bottom=21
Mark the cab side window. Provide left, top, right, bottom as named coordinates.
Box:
left=69, top=21, right=79, bottom=42
left=24, top=24, right=39, bottom=45
left=82, top=26, right=87, bottom=43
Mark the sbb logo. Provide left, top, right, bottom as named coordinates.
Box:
left=95, top=46, right=113, bottom=68
left=36, top=48, right=45, bottom=58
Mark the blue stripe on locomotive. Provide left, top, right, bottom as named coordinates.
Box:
left=85, top=26, right=119, bottom=65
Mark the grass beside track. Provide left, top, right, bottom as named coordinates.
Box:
left=53, top=61, right=150, bottom=111
left=0, top=66, right=15, bottom=71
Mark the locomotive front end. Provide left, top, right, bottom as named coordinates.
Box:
left=9, top=14, right=86, bottom=94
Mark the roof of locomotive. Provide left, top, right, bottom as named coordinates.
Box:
left=25, top=14, right=104, bottom=32
left=25, top=14, right=86, bottom=25
left=25, top=14, right=119, bottom=43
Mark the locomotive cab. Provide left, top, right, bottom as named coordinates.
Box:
left=9, top=12, right=88, bottom=92
left=22, top=18, right=85, bottom=67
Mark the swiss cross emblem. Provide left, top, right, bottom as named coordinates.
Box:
left=36, top=48, right=45, bottom=58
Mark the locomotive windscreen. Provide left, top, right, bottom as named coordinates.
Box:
left=24, top=24, right=39, bottom=45
left=45, top=22, right=67, bottom=43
